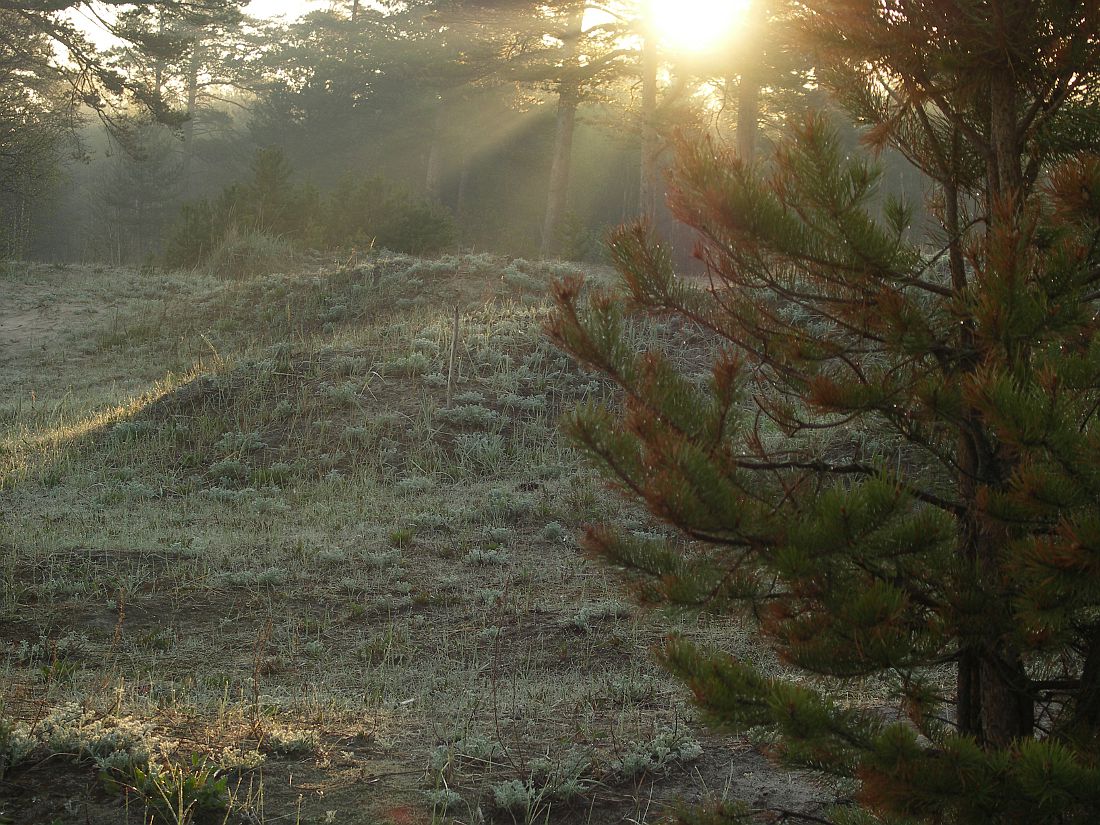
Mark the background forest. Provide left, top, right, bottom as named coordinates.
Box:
left=2, top=0, right=926, bottom=268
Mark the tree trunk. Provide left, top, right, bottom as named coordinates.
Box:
left=947, top=161, right=982, bottom=738
left=955, top=428, right=1033, bottom=745
left=639, top=27, right=659, bottom=220
left=455, top=153, right=471, bottom=222
left=972, top=63, right=1033, bottom=747
left=540, top=93, right=578, bottom=258
left=988, top=71, right=1022, bottom=208
left=425, top=98, right=447, bottom=201
left=736, top=71, right=758, bottom=164
left=182, top=37, right=201, bottom=199
left=978, top=644, right=1033, bottom=745
left=956, top=648, right=981, bottom=737
left=735, top=0, right=762, bottom=164
left=153, top=9, right=166, bottom=98
left=539, top=4, right=584, bottom=259
left=944, top=63, right=1035, bottom=750
left=955, top=495, right=1034, bottom=744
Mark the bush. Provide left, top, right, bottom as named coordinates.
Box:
left=164, top=150, right=455, bottom=272
left=321, top=175, right=455, bottom=256
left=204, top=227, right=294, bottom=280
left=164, top=200, right=215, bottom=269
left=384, top=197, right=456, bottom=256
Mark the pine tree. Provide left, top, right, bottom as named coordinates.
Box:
left=95, top=122, right=184, bottom=262
left=0, top=12, right=72, bottom=256
left=0, top=1, right=242, bottom=126
left=549, top=1, right=1100, bottom=822
left=108, top=1, right=246, bottom=197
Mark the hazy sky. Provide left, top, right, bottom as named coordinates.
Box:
left=245, top=0, right=321, bottom=20
left=71, top=0, right=319, bottom=48
left=72, top=0, right=745, bottom=58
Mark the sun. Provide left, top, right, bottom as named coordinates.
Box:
left=650, top=0, right=751, bottom=53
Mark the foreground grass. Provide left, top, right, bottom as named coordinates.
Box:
left=0, top=256, right=829, bottom=824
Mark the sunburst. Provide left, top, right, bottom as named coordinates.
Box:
left=650, top=0, right=750, bottom=53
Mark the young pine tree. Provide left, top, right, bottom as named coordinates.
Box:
left=549, top=2, right=1100, bottom=822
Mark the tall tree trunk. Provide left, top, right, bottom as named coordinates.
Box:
left=181, top=37, right=201, bottom=200
left=978, top=643, right=1033, bottom=745
left=540, top=3, right=584, bottom=259
left=426, top=98, right=447, bottom=201
left=970, top=66, right=1032, bottom=748
left=957, top=440, right=1034, bottom=745
left=945, top=155, right=984, bottom=738
left=736, top=71, right=758, bottom=164
left=153, top=9, right=166, bottom=98
left=639, top=26, right=659, bottom=220
left=540, top=91, right=578, bottom=258
left=735, top=0, right=763, bottom=164
left=455, top=152, right=471, bottom=223
left=988, top=71, right=1022, bottom=207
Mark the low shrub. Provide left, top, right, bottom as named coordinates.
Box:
left=205, top=227, right=294, bottom=280
left=164, top=149, right=456, bottom=274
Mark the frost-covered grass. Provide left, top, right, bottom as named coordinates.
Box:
left=0, top=254, right=813, bottom=824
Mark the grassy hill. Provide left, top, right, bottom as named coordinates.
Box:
left=0, top=256, right=828, bottom=824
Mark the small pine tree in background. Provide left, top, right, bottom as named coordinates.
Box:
left=320, top=175, right=456, bottom=256
left=549, top=2, right=1100, bottom=822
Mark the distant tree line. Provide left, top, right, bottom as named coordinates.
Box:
left=3, top=0, right=928, bottom=265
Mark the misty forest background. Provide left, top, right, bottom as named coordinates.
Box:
left=1, top=0, right=929, bottom=270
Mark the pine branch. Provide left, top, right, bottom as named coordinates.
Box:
left=731, top=458, right=963, bottom=515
